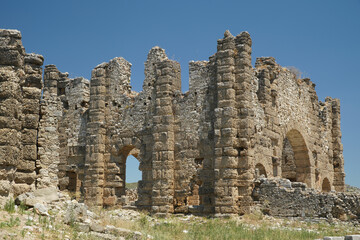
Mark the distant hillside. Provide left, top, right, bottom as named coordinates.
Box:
left=126, top=182, right=138, bottom=189
left=345, top=184, right=360, bottom=194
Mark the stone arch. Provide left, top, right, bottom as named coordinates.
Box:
left=119, top=145, right=142, bottom=184
left=281, top=129, right=312, bottom=187
left=118, top=145, right=141, bottom=186
left=322, top=177, right=331, bottom=192
left=255, top=163, right=267, bottom=178
left=103, top=138, right=143, bottom=207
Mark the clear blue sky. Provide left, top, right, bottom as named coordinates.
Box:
left=1, top=0, right=359, bottom=186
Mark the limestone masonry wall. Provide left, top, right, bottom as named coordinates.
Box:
left=0, top=28, right=348, bottom=217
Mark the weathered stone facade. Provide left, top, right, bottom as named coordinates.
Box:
left=0, top=28, right=346, bottom=215
left=253, top=177, right=359, bottom=221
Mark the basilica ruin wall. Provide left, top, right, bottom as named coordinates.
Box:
left=0, top=28, right=345, bottom=215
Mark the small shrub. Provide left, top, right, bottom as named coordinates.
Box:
left=4, top=198, right=15, bottom=213
left=139, top=215, right=148, bottom=227
left=21, top=229, right=26, bottom=238
left=0, top=216, right=20, bottom=228
left=19, top=202, right=28, bottom=214
left=286, top=66, right=303, bottom=79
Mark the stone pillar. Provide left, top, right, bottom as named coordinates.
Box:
left=213, top=30, right=239, bottom=215
left=234, top=31, right=255, bottom=214
left=137, top=47, right=168, bottom=211
left=37, top=65, right=64, bottom=188
left=84, top=64, right=107, bottom=206
left=151, top=59, right=180, bottom=214
left=0, top=29, right=27, bottom=195
left=331, top=99, right=345, bottom=191
left=21, top=54, right=44, bottom=189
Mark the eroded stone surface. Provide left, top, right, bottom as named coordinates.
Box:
left=253, top=177, right=360, bottom=220
left=0, top=28, right=347, bottom=216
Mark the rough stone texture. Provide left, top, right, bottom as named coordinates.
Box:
left=253, top=177, right=360, bottom=221
left=0, top=28, right=347, bottom=216
left=37, top=65, right=63, bottom=188
left=0, top=29, right=43, bottom=201
left=57, top=76, right=89, bottom=197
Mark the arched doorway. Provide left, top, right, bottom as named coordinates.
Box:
left=118, top=145, right=141, bottom=195
left=281, top=129, right=312, bottom=187
left=255, top=163, right=267, bottom=178
left=322, top=178, right=331, bottom=192
left=104, top=145, right=141, bottom=206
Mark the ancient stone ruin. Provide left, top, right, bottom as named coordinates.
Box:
left=0, top=28, right=346, bottom=216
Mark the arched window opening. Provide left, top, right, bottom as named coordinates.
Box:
left=255, top=163, right=267, bottom=178
left=281, top=130, right=312, bottom=187
left=322, top=178, right=331, bottom=192
left=126, top=155, right=141, bottom=185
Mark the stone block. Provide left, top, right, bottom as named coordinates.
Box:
left=0, top=99, right=21, bottom=117
left=0, top=128, right=20, bottom=145
left=77, top=223, right=90, bottom=233
left=23, top=114, right=39, bottom=129
left=22, top=99, right=40, bottom=114
left=22, top=87, right=42, bottom=99
left=0, top=146, right=20, bottom=165
left=103, top=196, right=117, bottom=206
left=222, top=156, right=238, bottom=168
left=0, top=48, right=23, bottom=66
left=22, top=145, right=37, bottom=160
left=22, top=129, right=37, bottom=145
left=345, top=236, right=360, bottom=240
left=0, top=81, right=21, bottom=99
left=17, top=159, right=35, bottom=171
left=90, top=222, right=105, bottom=233
left=14, top=171, right=36, bottom=184
left=12, top=183, right=32, bottom=196
left=324, top=237, right=345, bottom=240
left=0, top=116, right=21, bottom=131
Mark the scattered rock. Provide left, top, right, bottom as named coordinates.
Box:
left=15, top=186, right=58, bottom=206
left=77, top=222, right=90, bottom=233
left=34, top=203, right=48, bottom=216
left=90, top=222, right=105, bottom=233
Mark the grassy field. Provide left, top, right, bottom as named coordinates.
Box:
left=129, top=213, right=359, bottom=240
left=0, top=199, right=359, bottom=240
left=1, top=185, right=359, bottom=239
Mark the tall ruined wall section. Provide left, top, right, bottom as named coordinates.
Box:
left=57, top=77, right=89, bottom=195
left=252, top=56, right=345, bottom=192
left=0, top=29, right=43, bottom=201
left=38, top=65, right=90, bottom=193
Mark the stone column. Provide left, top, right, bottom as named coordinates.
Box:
left=37, top=65, right=64, bottom=188
left=234, top=31, right=255, bottom=214
left=151, top=59, right=180, bottom=214
left=21, top=54, right=44, bottom=189
left=84, top=64, right=107, bottom=206
left=331, top=99, right=345, bottom=191
left=0, top=29, right=27, bottom=195
left=137, top=47, right=168, bottom=211
left=213, top=30, right=239, bottom=215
